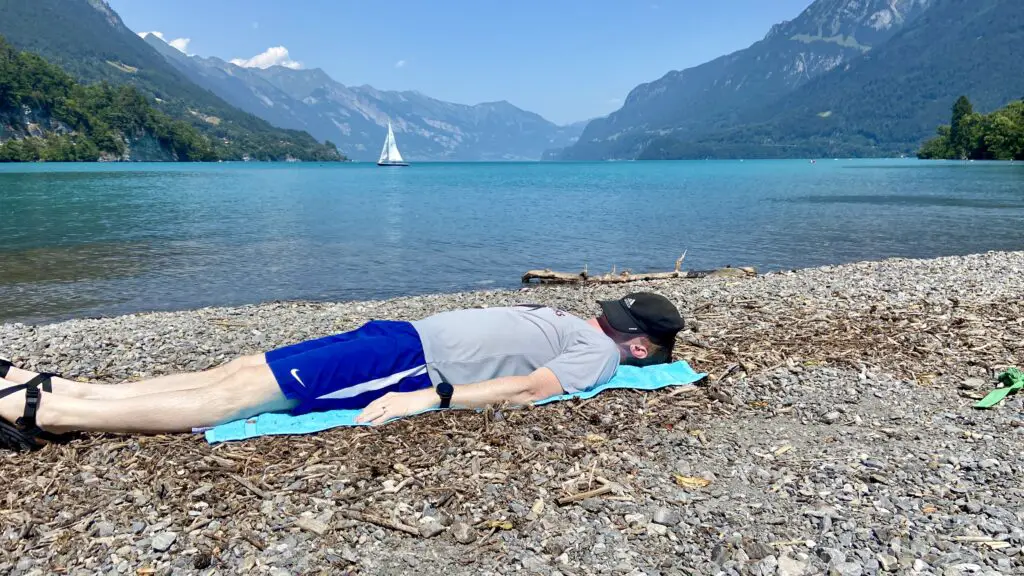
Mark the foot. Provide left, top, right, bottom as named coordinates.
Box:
left=0, top=384, right=71, bottom=451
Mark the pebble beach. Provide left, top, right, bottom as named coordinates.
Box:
left=1, top=251, right=1023, bottom=576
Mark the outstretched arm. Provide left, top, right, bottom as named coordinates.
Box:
left=356, top=368, right=565, bottom=426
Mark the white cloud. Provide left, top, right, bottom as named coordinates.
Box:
left=394, top=59, right=407, bottom=69
left=138, top=31, right=191, bottom=54
left=230, top=46, right=302, bottom=70
left=168, top=37, right=191, bottom=53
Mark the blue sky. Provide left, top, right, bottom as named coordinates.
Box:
left=109, top=0, right=814, bottom=125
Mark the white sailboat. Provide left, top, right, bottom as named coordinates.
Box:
left=377, top=121, right=408, bottom=167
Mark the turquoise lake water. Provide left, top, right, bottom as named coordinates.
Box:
left=1, top=160, right=1023, bottom=324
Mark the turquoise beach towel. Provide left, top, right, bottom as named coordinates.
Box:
left=204, top=360, right=706, bottom=444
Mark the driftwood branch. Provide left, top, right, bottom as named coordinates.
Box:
left=522, top=251, right=756, bottom=285
left=340, top=510, right=420, bottom=536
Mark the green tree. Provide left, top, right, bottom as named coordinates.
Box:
left=949, top=96, right=975, bottom=159
left=1, top=35, right=222, bottom=162
left=977, top=114, right=1015, bottom=160
left=918, top=126, right=953, bottom=159
left=919, top=97, right=1024, bottom=161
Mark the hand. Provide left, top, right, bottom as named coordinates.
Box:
left=356, top=390, right=435, bottom=426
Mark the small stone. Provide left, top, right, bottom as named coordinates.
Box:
left=130, top=521, right=146, bottom=534
left=418, top=520, right=444, bottom=538
left=451, top=522, right=476, bottom=545
left=964, top=501, right=982, bottom=514
left=623, top=513, right=646, bottom=526
left=822, top=411, right=842, bottom=424
left=913, top=559, right=929, bottom=572
left=652, top=507, right=680, bottom=526
left=830, top=561, right=863, bottom=576
left=544, top=537, right=569, bottom=556
left=712, top=543, right=728, bottom=564
left=193, top=552, right=212, bottom=570
left=16, top=558, right=33, bottom=572
left=746, top=541, right=775, bottom=560
left=269, top=568, right=290, bottom=576
left=877, top=553, right=898, bottom=572
left=978, top=459, right=999, bottom=469
left=580, top=498, right=602, bottom=513
left=751, top=555, right=778, bottom=576
left=960, top=378, right=986, bottom=390
left=341, top=547, right=359, bottom=563
left=94, top=522, right=115, bottom=538
left=150, top=531, right=177, bottom=552
left=295, top=517, right=330, bottom=536
left=648, top=523, right=668, bottom=536
left=777, top=555, right=807, bottom=576
left=818, top=548, right=847, bottom=565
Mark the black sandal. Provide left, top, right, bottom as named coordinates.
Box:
left=0, top=374, right=67, bottom=452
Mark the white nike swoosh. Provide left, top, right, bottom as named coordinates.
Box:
left=290, top=368, right=305, bottom=387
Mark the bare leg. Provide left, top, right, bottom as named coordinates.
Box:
left=0, top=364, right=294, bottom=435
left=1, top=355, right=266, bottom=400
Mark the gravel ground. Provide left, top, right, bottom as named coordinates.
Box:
left=1, top=251, right=1023, bottom=576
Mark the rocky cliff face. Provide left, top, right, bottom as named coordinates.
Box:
left=562, top=0, right=933, bottom=160
left=0, top=105, right=177, bottom=161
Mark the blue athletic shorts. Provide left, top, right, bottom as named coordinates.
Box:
left=264, top=320, right=433, bottom=415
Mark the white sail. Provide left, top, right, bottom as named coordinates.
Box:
left=378, top=121, right=405, bottom=164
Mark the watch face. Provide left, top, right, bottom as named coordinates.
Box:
left=439, top=382, right=454, bottom=396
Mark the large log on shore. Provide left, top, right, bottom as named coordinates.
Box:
left=521, top=252, right=757, bottom=285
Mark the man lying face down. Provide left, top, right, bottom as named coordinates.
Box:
left=0, top=293, right=685, bottom=451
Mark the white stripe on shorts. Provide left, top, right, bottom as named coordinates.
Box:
left=315, top=364, right=428, bottom=401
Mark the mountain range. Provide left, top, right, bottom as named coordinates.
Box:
left=0, top=0, right=344, bottom=161
left=1, top=0, right=1020, bottom=162
left=142, top=34, right=584, bottom=162
left=0, top=0, right=581, bottom=162
left=563, top=0, right=1024, bottom=160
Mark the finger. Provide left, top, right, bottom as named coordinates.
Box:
left=370, top=409, right=393, bottom=426
left=357, top=397, right=388, bottom=423
left=356, top=404, right=382, bottom=423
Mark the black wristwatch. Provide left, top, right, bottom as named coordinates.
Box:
left=436, top=382, right=454, bottom=409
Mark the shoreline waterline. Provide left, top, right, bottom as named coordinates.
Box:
left=0, top=249, right=1021, bottom=331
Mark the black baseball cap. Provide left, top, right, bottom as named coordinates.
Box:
left=598, top=292, right=685, bottom=346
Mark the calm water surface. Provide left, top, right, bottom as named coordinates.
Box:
left=2, top=160, right=1023, bottom=324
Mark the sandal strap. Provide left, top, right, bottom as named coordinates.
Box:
left=0, top=383, right=29, bottom=401
left=0, top=358, right=11, bottom=379
left=25, top=373, right=55, bottom=393
left=15, top=385, right=41, bottom=430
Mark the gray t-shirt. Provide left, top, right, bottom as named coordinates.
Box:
left=411, top=305, right=620, bottom=393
